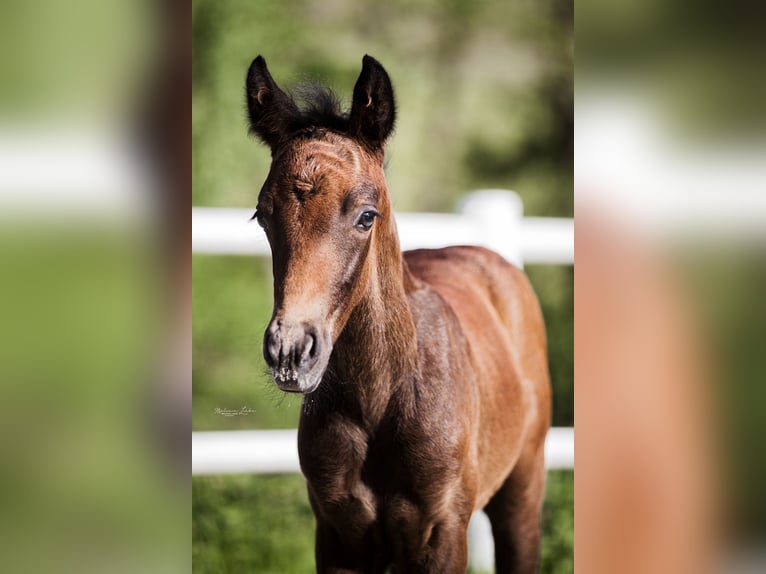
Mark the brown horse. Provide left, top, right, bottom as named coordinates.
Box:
left=246, top=55, right=551, bottom=573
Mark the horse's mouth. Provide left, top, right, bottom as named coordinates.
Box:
left=271, top=367, right=322, bottom=394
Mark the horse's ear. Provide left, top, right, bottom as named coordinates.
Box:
left=348, top=55, right=396, bottom=150
left=245, top=56, right=298, bottom=149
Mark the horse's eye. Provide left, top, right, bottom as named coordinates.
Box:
left=355, top=210, right=378, bottom=232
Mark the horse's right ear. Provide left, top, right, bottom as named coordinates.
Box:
left=245, top=56, right=298, bottom=149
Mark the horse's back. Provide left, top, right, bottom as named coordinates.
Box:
left=404, top=246, right=546, bottom=369
left=404, top=246, right=551, bottom=505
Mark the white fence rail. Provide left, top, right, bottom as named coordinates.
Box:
left=192, top=190, right=574, bottom=266
left=191, top=427, right=574, bottom=476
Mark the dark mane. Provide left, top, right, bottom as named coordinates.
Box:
left=247, top=83, right=350, bottom=141
left=288, top=84, right=350, bottom=135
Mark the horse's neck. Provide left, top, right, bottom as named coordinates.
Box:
left=327, top=235, right=419, bottom=426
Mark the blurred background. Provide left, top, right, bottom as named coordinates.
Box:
left=5, top=0, right=761, bottom=572
left=577, top=0, right=766, bottom=571
left=0, top=1, right=189, bottom=573
left=192, top=0, right=573, bottom=572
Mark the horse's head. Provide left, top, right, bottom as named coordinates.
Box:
left=246, top=55, right=397, bottom=393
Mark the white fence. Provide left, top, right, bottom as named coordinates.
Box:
left=192, top=190, right=574, bottom=572
left=192, top=189, right=574, bottom=267
left=192, top=427, right=574, bottom=476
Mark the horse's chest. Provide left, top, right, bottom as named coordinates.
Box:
left=301, top=419, right=461, bottom=535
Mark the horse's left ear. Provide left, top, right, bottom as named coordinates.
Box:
left=348, top=55, right=396, bottom=150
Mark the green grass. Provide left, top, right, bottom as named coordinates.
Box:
left=192, top=471, right=573, bottom=574
left=193, top=474, right=315, bottom=574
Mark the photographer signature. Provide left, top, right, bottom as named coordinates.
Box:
left=213, top=406, right=256, bottom=417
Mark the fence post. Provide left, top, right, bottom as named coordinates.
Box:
left=459, top=190, right=524, bottom=267
left=461, top=191, right=524, bottom=572
left=468, top=510, right=495, bottom=572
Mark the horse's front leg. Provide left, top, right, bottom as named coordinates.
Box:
left=393, top=518, right=470, bottom=574
left=314, top=519, right=363, bottom=574
left=314, top=517, right=389, bottom=574
left=309, top=482, right=388, bottom=574
left=386, top=495, right=471, bottom=574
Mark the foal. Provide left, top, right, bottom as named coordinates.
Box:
left=246, top=55, right=551, bottom=573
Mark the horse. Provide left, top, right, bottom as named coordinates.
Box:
left=245, top=54, right=551, bottom=573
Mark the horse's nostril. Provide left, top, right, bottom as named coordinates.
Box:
left=309, top=332, right=318, bottom=358
left=298, top=330, right=317, bottom=367
left=266, top=322, right=321, bottom=372
left=263, top=328, right=281, bottom=368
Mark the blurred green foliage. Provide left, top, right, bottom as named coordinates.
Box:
left=577, top=0, right=766, bottom=138
left=0, top=0, right=157, bottom=119
left=193, top=0, right=572, bottom=571
left=192, top=0, right=572, bottom=214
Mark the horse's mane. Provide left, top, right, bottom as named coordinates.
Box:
left=285, top=83, right=351, bottom=135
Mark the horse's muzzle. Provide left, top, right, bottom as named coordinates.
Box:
left=263, top=320, right=325, bottom=393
